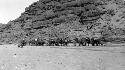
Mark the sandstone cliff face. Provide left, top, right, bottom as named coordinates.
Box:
left=0, top=0, right=125, bottom=44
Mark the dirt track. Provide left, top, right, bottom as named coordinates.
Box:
left=0, top=45, right=125, bottom=70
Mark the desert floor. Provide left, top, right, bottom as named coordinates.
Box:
left=0, top=44, right=124, bottom=70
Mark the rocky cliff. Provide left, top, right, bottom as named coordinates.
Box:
left=0, top=0, right=125, bottom=44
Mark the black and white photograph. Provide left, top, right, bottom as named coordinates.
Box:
left=0, top=0, right=125, bottom=70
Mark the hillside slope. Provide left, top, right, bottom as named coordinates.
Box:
left=0, top=0, right=125, bottom=44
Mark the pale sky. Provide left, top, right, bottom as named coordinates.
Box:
left=0, top=0, right=38, bottom=24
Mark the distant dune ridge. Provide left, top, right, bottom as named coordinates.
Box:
left=0, top=0, right=125, bottom=44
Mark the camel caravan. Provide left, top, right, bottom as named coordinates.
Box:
left=17, top=36, right=106, bottom=48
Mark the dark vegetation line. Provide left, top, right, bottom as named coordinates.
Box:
left=17, top=37, right=106, bottom=48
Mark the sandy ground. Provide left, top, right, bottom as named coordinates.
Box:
left=0, top=44, right=124, bottom=70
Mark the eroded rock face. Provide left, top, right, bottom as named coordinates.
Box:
left=0, top=0, right=125, bottom=44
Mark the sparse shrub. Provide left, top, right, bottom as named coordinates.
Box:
left=106, top=9, right=115, bottom=16
left=18, top=39, right=27, bottom=48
